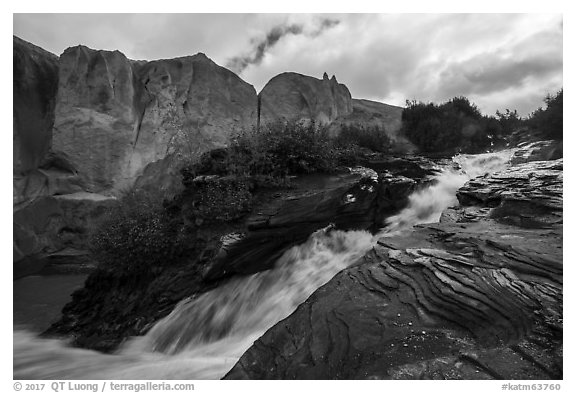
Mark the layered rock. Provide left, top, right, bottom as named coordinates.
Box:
left=203, top=169, right=382, bottom=281
left=225, top=159, right=563, bottom=380
left=510, top=140, right=563, bottom=165
left=52, top=46, right=258, bottom=194
left=259, top=72, right=353, bottom=126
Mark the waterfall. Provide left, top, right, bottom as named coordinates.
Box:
left=13, top=149, right=515, bottom=380
left=381, top=150, right=515, bottom=233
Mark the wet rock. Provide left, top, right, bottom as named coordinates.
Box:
left=457, top=159, right=562, bottom=228
left=362, top=155, right=439, bottom=182
left=225, top=159, right=562, bottom=380
left=203, top=170, right=382, bottom=281
left=511, top=140, right=562, bottom=165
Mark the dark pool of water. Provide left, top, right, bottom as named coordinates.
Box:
left=13, top=274, right=88, bottom=332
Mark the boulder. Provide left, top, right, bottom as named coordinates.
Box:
left=225, top=159, right=563, bottom=380
left=259, top=72, right=352, bottom=126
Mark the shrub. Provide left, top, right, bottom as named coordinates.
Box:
left=527, top=89, right=563, bottom=140
left=401, top=97, right=492, bottom=153
left=90, top=191, right=191, bottom=275
left=184, top=120, right=338, bottom=187
left=183, top=176, right=253, bottom=223
left=334, top=124, right=391, bottom=153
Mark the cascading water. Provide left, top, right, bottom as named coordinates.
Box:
left=14, top=229, right=374, bottom=379
left=381, top=150, right=515, bottom=233
left=13, top=149, right=515, bottom=380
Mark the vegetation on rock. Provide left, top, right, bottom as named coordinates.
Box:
left=90, top=191, right=193, bottom=275
left=90, top=119, right=394, bottom=276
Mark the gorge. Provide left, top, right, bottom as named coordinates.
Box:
left=13, top=35, right=562, bottom=380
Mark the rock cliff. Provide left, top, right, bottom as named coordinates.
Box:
left=52, top=47, right=258, bottom=193
left=259, top=72, right=353, bottom=126
left=12, top=36, right=408, bottom=275
left=13, top=36, right=59, bottom=175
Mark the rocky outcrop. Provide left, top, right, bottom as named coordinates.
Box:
left=225, top=159, right=563, bottom=380
left=52, top=47, right=258, bottom=194
left=203, top=169, right=381, bottom=281
left=14, top=36, right=413, bottom=278
left=45, top=157, right=434, bottom=351
left=14, top=192, right=116, bottom=278
left=456, top=159, right=562, bottom=229
left=259, top=72, right=353, bottom=126
left=13, top=36, right=59, bottom=175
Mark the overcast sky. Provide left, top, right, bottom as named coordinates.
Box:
left=14, top=13, right=562, bottom=116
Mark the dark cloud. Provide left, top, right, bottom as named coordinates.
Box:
left=440, top=52, right=563, bottom=98
left=226, top=23, right=304, bottom=73
left=226, top=18, right=340, bottom=73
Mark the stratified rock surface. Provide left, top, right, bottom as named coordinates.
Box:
left=510, top=140, right=563, bottom=165
left=225, top=159, right=563, bottom=380
left=52, top=47, right=258, bottom=193
left=259, top=72, right=353, bottom=126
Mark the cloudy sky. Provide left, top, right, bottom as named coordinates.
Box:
left=14, top=13, right=562, bottom=116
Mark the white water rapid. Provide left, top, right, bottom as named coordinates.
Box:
left=13, top=149, right=515, bottom=380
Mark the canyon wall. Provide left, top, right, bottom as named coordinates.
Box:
left=13, top=36, right=404, bottom=273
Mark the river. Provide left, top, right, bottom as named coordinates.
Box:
left=13, top=149, right=515, bottom=379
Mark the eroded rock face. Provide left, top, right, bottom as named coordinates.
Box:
left=13, top=36, right=59, bottom=175
left=259, top=72, right=353, bottom=126
left=225, top=160, right=563, bottom=380
left=13, top=193, right=116, bottom=278
left=52, top=47, right=258, bottom=194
